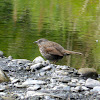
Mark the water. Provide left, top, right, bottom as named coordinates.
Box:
left=0, top=0, right=100, bottom=72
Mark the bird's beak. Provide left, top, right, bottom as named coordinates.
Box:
left=33, top=41, right=38, bottom=43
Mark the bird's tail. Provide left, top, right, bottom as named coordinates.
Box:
left=64, top=50, right=83, bottom=55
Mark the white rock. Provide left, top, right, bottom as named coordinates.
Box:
left=10, top=77, right=20, bottom=83
left=71, top=87, right=76, bottom=92
left=61, top=66, right=69, bottom=70
left=11, top=79, right=20, bottom=84
left=39, top=72, right=46, bottom=76
left=44, top=96, right=51, bottom=100
left=78, top=79, right=85, bottom=84
left=8, top=59, right=31, bottom=67
left=71, top=79, right=78, bottom=83
left=41, top=65, right=52, bottom=71
left=63, top=86, right=70, bottom=91
left=0, top=85, right=6, bottom=92
left=33, top=56, right=45, bottom=64
left=92, top=86, right=100, bottom=92
left=0, top=92, right=6, bottom=96
left=27, top=85, right=41, bottom=91
left=74, top=86, right=81, bottom=91
left=22, top=79, right=46, bottom=86
left=25, top=91, right=46, bottom=98
left=30, top=63, right=43, bottom=71
left=56, top=65, right=69, bottom=70
left=14, top=83, right=27, bottom=88
left=84, top=91, right=90, bottom=95
left=81, top=86, right=89, bottom=91
left=85, top=78, right=100, bottom=88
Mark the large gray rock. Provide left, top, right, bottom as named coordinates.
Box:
left=85, top=78, right=100, bottom=88
left=78, top=68, right=98, bottom=79
left=92, top=86, right=100, bottom=92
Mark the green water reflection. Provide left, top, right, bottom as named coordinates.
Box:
left=0, top=0, right=100, bottom=72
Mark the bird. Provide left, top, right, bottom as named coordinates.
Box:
left=34, top=38, right=82, bottom=63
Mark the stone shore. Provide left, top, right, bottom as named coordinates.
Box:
left=0, top=56, right=100, bottom=100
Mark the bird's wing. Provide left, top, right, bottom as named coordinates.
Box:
left=44, top=46, right=63, bottom=56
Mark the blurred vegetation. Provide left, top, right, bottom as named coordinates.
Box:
left=0, top=0, right=100, bottom=72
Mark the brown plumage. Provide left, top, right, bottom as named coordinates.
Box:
left=34, top=38, right=82, bottom=62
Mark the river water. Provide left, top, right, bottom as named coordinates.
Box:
left=0, top=0, right=100, bottom=72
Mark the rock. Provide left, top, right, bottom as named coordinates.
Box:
left=14, top=83, right=27, bottom=88
left=33, top=56, right=45, bottom=64
left=22, top=79, right=46, bottom=86
left=50, top=78, right=56, bottom=83
left=55, top=70, right=69, bottom=76
left=8, top=56, right=13, bottom=61
left=10, top=77, right=20, bottom=84
left=78, top=68, right=98, bottom=79
left=84, top=91, right=90, bottom=95
left=25, top=63, right=33, bottom=71
left=42, top=60, right=50, bottom=66
left=71, top=87, right=76, bottom=92
left=41, top=65, right=52, bottom=71
left=92, top=86, right=100, bottom=92
left=39, top=72, right=46, bottom=76
left=27, top=85, right=41, bottom=91
left=0, top=85, right=6, bottom=92
left=63, top=86, right=70, bottom=91
left=71, top=79, right=78, bottom=83
left=0, top=92, right=6, bottom=96
left=85, top=78, right=100, bottom=88
left=74, top=86, right=81, bottom=92
left=30, top=63, right=43, bottom=71
left=68, top=82, right=77, bottom=87
left=8, top=59, right=31, bottom=67
left=0, top=51, right=4, bottom=58
left=0, top=67, right=10, bottom=83
left=44, top=96, right=51, bottom=100
left=57, top=77, right=71, bottom=83
left=78, top=79, right=85, bottom=85
left=56, top=65, right=69, bottom=70
left=81, top=86, right=89, bottom=91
